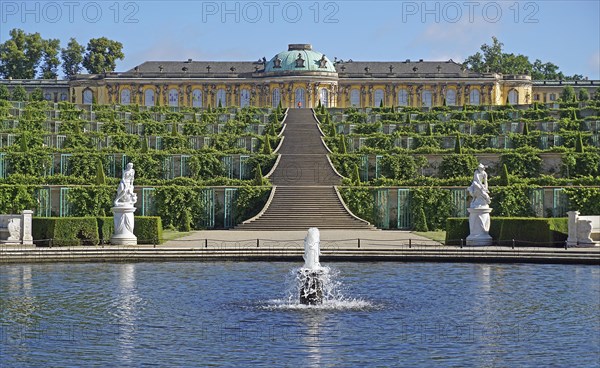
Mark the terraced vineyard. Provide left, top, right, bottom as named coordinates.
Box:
left=0, top=100, right=283, bottom=230
left=316, top=101, right=600, bottom=230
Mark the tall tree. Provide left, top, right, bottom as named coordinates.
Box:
left=578, top=89, right=590, bottom=101
left=0, top=85, right=9, bottom=100
left=561, top=86, right=576, bottom=102
left=61, top=38, right=85, bottom=78
left=40, top=38, right=60, bottom=79
left=82, top=37, right=124, bottom=74
left=0, top=29, right=44, bottom=79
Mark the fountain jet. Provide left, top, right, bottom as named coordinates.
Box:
left=299, top=228, right=324, bottom=305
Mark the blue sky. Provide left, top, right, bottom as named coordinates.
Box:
left=2, top=0, right=599, bottom=78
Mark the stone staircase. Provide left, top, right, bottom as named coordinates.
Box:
left=235, top=109, right=374, bottom=231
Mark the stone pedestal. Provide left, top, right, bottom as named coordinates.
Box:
left=466, top=207, right=493, bottom=246
left=21, top=210, right=33, bottom=245
left=111, top=206, right=137, bottom=246
left=567, top=211, right=579, bottom=247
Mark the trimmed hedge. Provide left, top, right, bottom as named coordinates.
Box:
left=97, top=216, right=163, bottom=245
left=33, top=216, right=163, bottom=246
left=446, top=217, right=568, bottom=247
left=33, top=217, right=100, bottom=246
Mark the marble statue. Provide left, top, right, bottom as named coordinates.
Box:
left=111, top=163, right=138, bottom=245
left=7, top=218, right=20, bottom=242
left=468, top=163, right=491, bottom=208
left=466, top=163, right=493, bottom=246
left=114, top=163, right=137, bottom=206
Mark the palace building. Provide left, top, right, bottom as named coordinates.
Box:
left=2, top=43, right=598, bottom=106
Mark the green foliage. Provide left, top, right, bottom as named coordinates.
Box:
left=564, top=187, right=600, bottom=215
left=561, top=152, right=600, bottom=178
left=253, top=163, right=265, bottom=186
left=575, top=133, right=584, bottom=153
left=32, top=217, right=100, bottom=246
left=0, top=85, right=10, bottom=100
left=67, top=185, right=112, bottom=217
left=30, top=87, right=44, bottom=101
left=578, top=89, right=590, bottom=101
left=188, top=154, right=225, bottom=180
left=410, top=187, right=452, bottom=231
left=82, top=37, right=125, bottom=73
left=499, top=164, right=511, bottom=186
left=490, top=185, right=536, bottom=217
left=95, top=160, right=106, bottom=185
left=561, top=85, right=576, bottom=102
left=351, top=164, right=361, bottom=185
left=413, top=207, right=428, bottom=232
left=339, top=187, right=375, bottom=224
left=446, top=217, right=568, bottom=246
left=0, top=185, right=37, bottom=213
left=0, top=29, right=45, bottom=79
left=379, top=154, right=423, bottom=180
left=11, top=85, right=28, bottom=101
left=454, top=134, right=462, bottom=154
left=338, top=135, right=347, bottom=154
left=7, top=151, right=52, bottom=177
left=234, top=186, right=271, bottom=224
left=499, top=151, right=542, bottom=178
left=61, top=37, right=85, bottom=77
left=439, top=154, right=478, bottom=179
left=153, top=186, right=210, bottom=230
left=262, top=135, right=272, bottom=154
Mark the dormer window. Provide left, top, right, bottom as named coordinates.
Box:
left=364, top=67, right=370, bottom=73
left=318, top=55, right=327, bottom=68
left=295, top=53, right=305, bottom=68
left=274, top=56, right=282, bottom=68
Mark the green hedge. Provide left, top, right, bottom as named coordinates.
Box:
left=97, top=216, right=163, bottom=244
left=445, top=217, right=568, bottom=247
left=33, top=217, right=100, bottom=246
left=33, top=216, right=162, bottom=246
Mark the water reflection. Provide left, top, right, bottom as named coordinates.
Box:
left=116, top=264, right=138, bottom=366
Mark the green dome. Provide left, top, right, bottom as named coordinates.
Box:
left=264, top=44, right=337, bottom=75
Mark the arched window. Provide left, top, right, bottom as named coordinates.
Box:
left=83, top=89, right=93, bottom=104
left=192, top=89, right=202, bottom=108
left=320, top=88, right=329, bottom=107
left=43, top=92, right=53, bottom=101
left=374, top=89, right=385, bottom=107
left=422, top=90, right=432, bottom=107
left=144, top=89, right=154, bottom=106
left=508, top=89, right=518, bottom=105
left=295, top=88, right=305, bottom=107
left=240, top=88, right=250, bottom=107
left=398, top=89, right=409, bottom=106
left=216, top=89, right=226, bottom=107
left=168, top=88, right=178, bottom=107
left=120, top=89, right=131, bottom=105
left=445, top=89, right=456, bottom=106
left=469, top=89, right=480, bottom=105
left=272, top=88, right=281, bottom=108
left=60, top=93, right=68, bottom=101
left=350, top=89, right=360, bottom=107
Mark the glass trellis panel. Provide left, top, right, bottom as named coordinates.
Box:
left=56, top=135, right=66, bottom=149
left=237, top=137, right=246, bottom=150
left=200, top=188, right=215, bottom=228
left=163, top=156, right=174, bottom=179
left=375, top=155, right=383, bottom=178
left=224, top=188, right=238, bottom=228
left=374, top=189, right=389, bottom=229
left=221, top=156, right=233, bottom=178
left=397, top=189, right=411, bottom=230
left=539, top=135, right=549, bottom=149
left=189, top=136, right=200, bottom=149
left=6, top=133, right=16, bottom=146
left=552, top=188, right=568, bottom=217
left=239, top=155, right=250, bottom=179
left=0, top=153, right=5, bottom=179
left=251, top=137, right=258, bottom=153
left=180, top=155, right=191, bottom=177
left=449, top=188, right=468, bottom=217
left=46, top=154, right=54, bottom=176
left=203, top=137, right=212, bottom=148
left=553, top=135, right=562, bottom=146
left=406, top=137, right=413, bottom=149
left=529, top=188, right=545, bottom=217
left=360, top=155, right=368, bottom=181
left=35, top=188, right=51, bottom=217
left=358, top=137, right=366, bottom=149
left=105, top=154, right=116, bottom=177
left=60, top=154, right=72, bottom=175
left=489, top=136, right=499, bottom=149
left=155, top=136, right=162, bottom=150
left=121, top=155, right=129, bottom=175
left=59, top=187, right=71, bottom=217
left=591, top=134, right=599, bottom=147
left=350, top=89, right=360, bottom=107
left=141, top=188, right=156, bottom=216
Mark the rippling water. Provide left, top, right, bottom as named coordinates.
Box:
left=1, top=262, right=598, bottom=367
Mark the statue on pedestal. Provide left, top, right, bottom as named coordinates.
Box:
left=111, top=163, right=138, bottom=245
left=466, top=164, right=493, bottom=246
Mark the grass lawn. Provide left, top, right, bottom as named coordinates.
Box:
left=413, top=231, right=446, bottom=243
left=162, top=230, right=193, bottom=242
